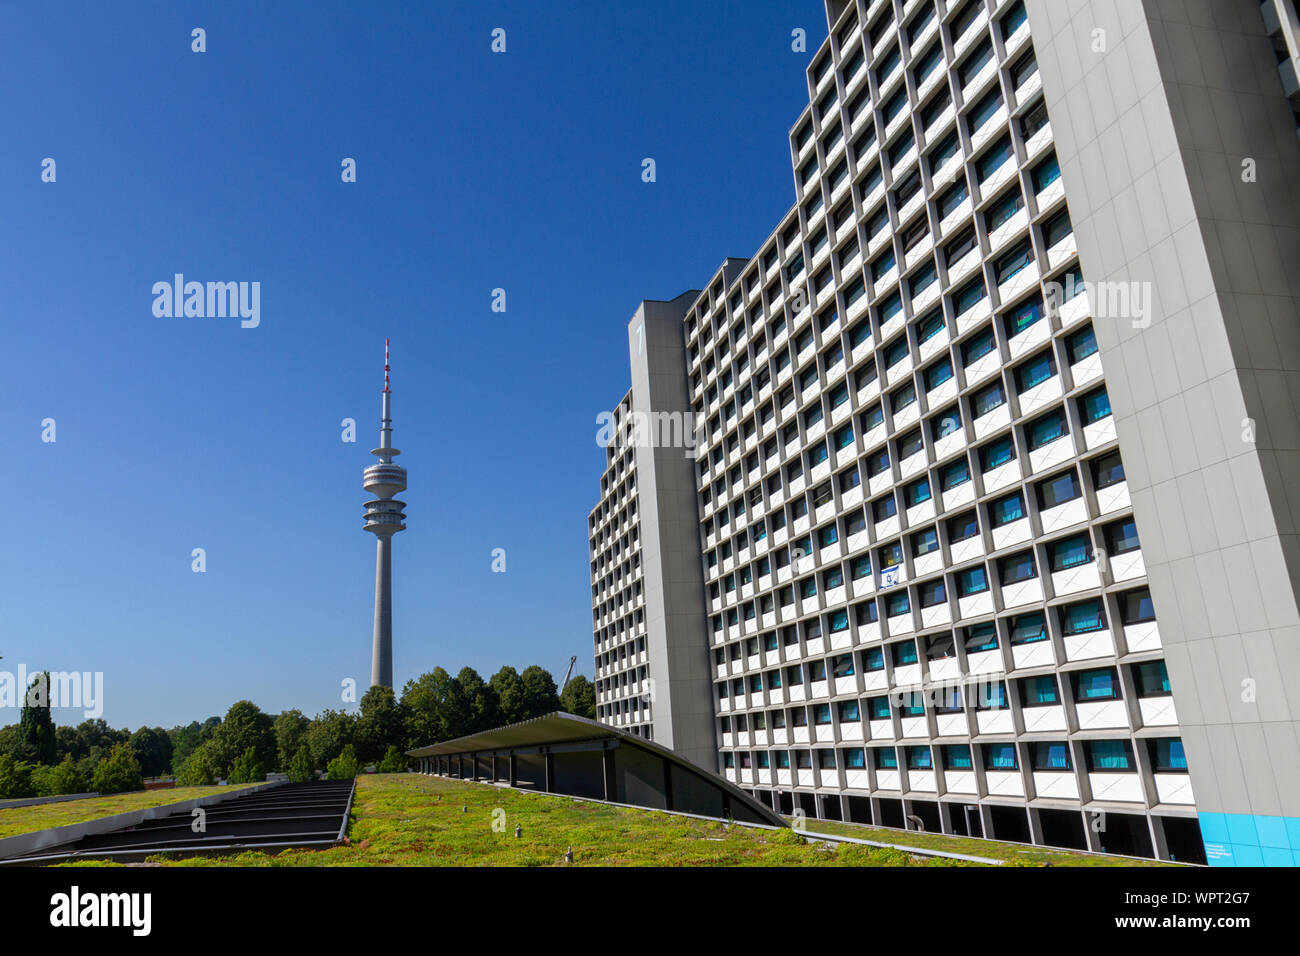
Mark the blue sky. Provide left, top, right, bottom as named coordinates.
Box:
left=0, top=1, right=825, bottom=729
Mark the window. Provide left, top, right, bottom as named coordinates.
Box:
left=967, top=88, right=1002, bottom=134
left=1032, top=742, right=1071, bottom=771
left=1073, top=667, right=1120, bottom=701
left=1009, top=611, right=1046, bottom=645
left=887, top=129, right=915, bottom=166
left=1036, top=469, right=1081, bottom=510
left=1105, top=518, right=1140, bottom=555
left=1084, top=740, right=1133, bottom=772
left=1012, top=52, right=1040, bottom=91
left=1092, top=451, right=1125, bottom=489
left=984, top=743, right=1017, bottom=770
left=887, top=591, right=911, bottom=617
left=964, top=621, right=997, bottom=652
left=818, top=523, right=839, bottom=548
left=957, top=565, right=988, bottom=596
left=985, top=187, right=1025, bottom=233
left=1080, top=386, right=1112, bottom=424
left=863, top=646, right=885, bottom=672
left=1014, top=351, right=1056, bottom=392
left=1043, top=208, right=1073, bottom=247
left=972, top=380, right=1005, bottom=416
left=897, top=428, right=923, bottom=459
left=914, top=43, right=943, bottom=86
left=1066, top=324, right=1097, bottom=364
left=999, top=550, right=1036, bottom=584
left=942, top=744, right=973, bottom=769
left=862, top=403, right=885, bottom=432
left=1135, top=660, right=1170, bottom=697
left=873, top=748, right=899, bottom=770
left=1032, top=151, right=1060, bottom=191
left=1001, top=0, right=1027, bottom=38
left=873, top=495, right=897, bottom=522
left=995, top=240, right=1034, bottom=283
left=1020, top=675, right=1058, bottom=706
left=851, top=554, right=872, bottom=580
left=940, top=457, right=970, bottom=491
left=892, top=640, right=918, bottom=665
left=1149, top=738, right=1187, bottom=773
left=1122, top=588, right=1155, bottom=625
left=1060, top=598, right=1105, bottom=635
left=958, top=38, right=993, bottom=86
left=976, top=135, right=1014, bottom=182
left=909, top=261, right=938, bottom=296
left=924, top=358, right=954, bottom=392
left=907, top=746, right=933, bottom=770
left=834, top=423, right=855, bottom=450
left=1048, top=534, right=1092, bottom=572
left=945, top=226, right=977, bottom=266
left=937, top=178, right=969, bottom=218
left=956, top=274, right=982, bottom=316
left=911, top=526, right=939, bottom=556
left=904, top=477, right=932, bottom=508
left=1027, top=409, right=1068, bottom=450
left=979, top=435, right=1015, bottom=472
left=948, top=509, right=979, bottom=542
left=844, top=747, right=866, bottom=769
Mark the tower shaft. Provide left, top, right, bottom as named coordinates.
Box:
left=371, top=535, right=393, bottom=689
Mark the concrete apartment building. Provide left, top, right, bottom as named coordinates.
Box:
left=589, top=0, right=1300, bottom=866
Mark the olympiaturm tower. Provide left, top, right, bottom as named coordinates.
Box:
left=363, top=339, right=407, bottom=689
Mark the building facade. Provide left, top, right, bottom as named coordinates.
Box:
left=590, top=0, right=1300, bottom=865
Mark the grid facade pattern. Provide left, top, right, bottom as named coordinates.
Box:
left=589, top=390, right=653, bottom=739
left=676, top=0, right=1197, bottom=860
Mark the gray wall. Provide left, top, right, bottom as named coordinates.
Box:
left=1027, top=0, right=1300, bottom=820
left=628, top=293, right=718, bottom=770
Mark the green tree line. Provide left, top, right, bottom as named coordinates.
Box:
left=0, top=666, right=596, bottom=796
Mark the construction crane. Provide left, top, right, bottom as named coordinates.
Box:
left=559, top=655, right=578, bottom=693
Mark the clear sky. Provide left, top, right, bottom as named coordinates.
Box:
left=0, top=0, right=826, bottom=729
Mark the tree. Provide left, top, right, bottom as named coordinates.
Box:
left=228, top=746, right=264, bottom=784
left=175, top=739, right=222, bottom=786
left=273, top=709, right=310, bottom=773
left=355, top=686, right=406, bottom=763
left=91, top=742, right=143, bottom=795
left=0, top=755, right=35, bottom=798
left=305, top=709, right=357, bottom=770
left=129, top=727, right=173, bottom=778
left=168, top=720, right=214, bottom=773
left=400, top=668, right=455, bottom=747
left=287, top=744, right=315, bottom=783
left=489, top=666, right=526, bottom=724
left=32, top=754, right=89, bottom=796
left=456, top=667, right=500, bottom=733
left=559, top=674, right=597, bottom=720
left=376, top=745, right=409, bottom=774
left=210, top=700, right=275, bottom=778
left=519, top=665, right=560, bottom=721
left=17, top=673, right=57, bottom=765
left=325, top=744, right=360, bottom=780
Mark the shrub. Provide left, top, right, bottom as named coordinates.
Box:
left=0, top=755, right=36, bottom=799
left=375, top=745, right=409, bottom=774
left=176, top=740, right=221, bottom=786
left=90, top=742, right=143, bottom=795
left=325, top=744, right=360, bottom=780
left=287, top=744, right=315, bottom=783
left=227, top=746, right=264, bottom=784
left=31, top=755, right=89, bottom=796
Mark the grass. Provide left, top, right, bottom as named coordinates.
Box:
left=793, top=816, right=1177, bottom=866
left=57, top=774, right=983, bottom=867
left=0, top=784, right=259, bottom=840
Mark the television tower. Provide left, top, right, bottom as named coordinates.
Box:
left=363, top=338, right=407, bottom=689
